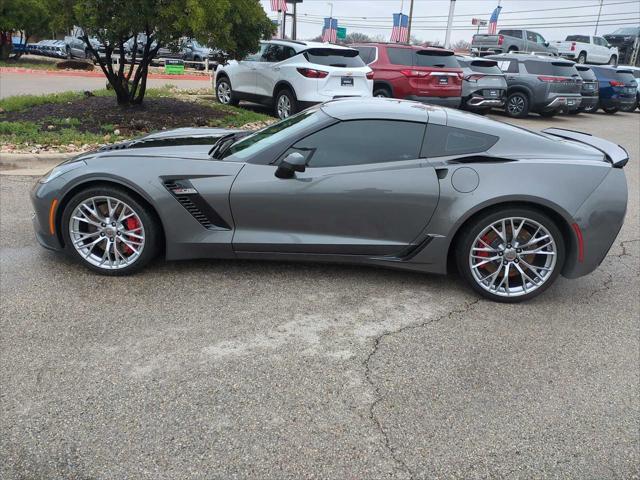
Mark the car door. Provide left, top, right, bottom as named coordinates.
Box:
left=254, top=44, right=296, bottom=98
left=229, top=119, right=440, bottom=256
left=232, top=44, right=266, bottom=94
left=593, top=37, right=608, bottom=63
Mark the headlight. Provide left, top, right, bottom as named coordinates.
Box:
left=38, top=160, right=86, bottom=184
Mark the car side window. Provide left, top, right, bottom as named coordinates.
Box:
left=535, top=33, right=546, bottom=44
left=282, top=120, right=426, bottom=168
left=387, top=47, right=414, bottom=66
left=263, top=44, right=285, bottom=62
left=497, top=60, right=518, bottom=73
left=421, top=124, right=498, bottom=158
left=356, top=46, right=375, bottom=64
left=526, top=31, right=537, bottom=42
left=245, top=44, right=267, bottom=61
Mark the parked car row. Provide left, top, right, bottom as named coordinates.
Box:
left=26, top=39, right=67, bottom=58
left=213, top=39, right=638, bottom=120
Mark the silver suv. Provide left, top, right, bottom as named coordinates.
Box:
left=487, top=53, right=582, bottom=118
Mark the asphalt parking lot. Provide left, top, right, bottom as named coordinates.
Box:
left=1, top=110, right=639, bottom=479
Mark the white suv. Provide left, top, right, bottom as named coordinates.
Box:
left=214, top=40, right=373, bottom=119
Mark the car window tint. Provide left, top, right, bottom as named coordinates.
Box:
left=500, top=30, right=522, bottom=39
left=245, top=44, right=266, bottom=61
left=526, top=31, right=537, bottom=42
left=496, top=59, right=518, bottom=73
left=289, top=120, right=425, bottom=168
left=262, top=44, right=290, bottom=62
left=535, top=33, right=546, bottom=44
left=303, top=48, right=365, bottom=67
left=387, top=47, right=414, bottom=66
left=356, top=46, right=375, bottom=64
left=469, top=60, right=502, bottom=74
left=524, top=61, right=577, bottom=76
left=415, top=50, right=459, bottom=67
left=566, top=35, right=589, bottom=43
left=422, top=124, right=498, bottom=157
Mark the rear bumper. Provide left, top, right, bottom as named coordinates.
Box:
left=578, top=96, right=599, bottom=110
left=600, top=96, right=636, bottom=108
left=464, top=95, right=505, bottom=109
left=405, top=95, right=461, bottom=108
left=470, top=47, right=503, bottom=56
left=563, top=168, right=627, bottom=279
left=539, top=95, right=582, bottom=111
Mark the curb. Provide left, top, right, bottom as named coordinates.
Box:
left=0, top=152, right=79, bottom=165
left=0, top=67, right=211, bottom=81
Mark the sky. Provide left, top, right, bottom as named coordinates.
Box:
left=258, top=0, right=639, bottom=44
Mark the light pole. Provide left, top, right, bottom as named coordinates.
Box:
left=407, top=0, right=415, bottom=43
left=594, top=0, right=604, bottom=35
left=444, top=0, right=456, bottom=49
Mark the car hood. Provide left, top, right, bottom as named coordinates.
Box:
left=76, top=127, right=246, bottom=162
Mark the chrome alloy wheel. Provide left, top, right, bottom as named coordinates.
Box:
left=507, top=95, right=525, bottom=115
left=468, top=217, right=557, bottom=298
left=68, top=196, right=145, bottom=270
left=277, top=94, right=291, bottom=119
left=217, top=81, right=231, bottom=104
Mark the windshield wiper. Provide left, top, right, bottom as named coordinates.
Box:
left=209, top=132, right=246, bottom=159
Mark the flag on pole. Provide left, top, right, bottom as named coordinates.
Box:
left=390, top=13, right=409, bottom=43
left=270, top=0, right=287, bottom=12
left=487, top=6, right=502, bottom=34
left=322, top=17, right=338, bottom=43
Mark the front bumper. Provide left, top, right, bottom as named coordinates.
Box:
left=405, top=95, right=461, bottom=108
left=563, top=168, right=627, bottom=279
left=30, top=181, right=64, bottom=251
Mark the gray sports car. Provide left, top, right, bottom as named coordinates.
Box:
left=31, top=98, right=628, bottom=302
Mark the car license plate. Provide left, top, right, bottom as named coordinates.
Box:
left=439, top=77, right=448, bottom=85
left=567, top=99, right=576, bottom=106
left=626, top=87, right=636, bottom=94
left=487, top=89, right=498, bottom=97
left=341, top=77, right=354, bottom=87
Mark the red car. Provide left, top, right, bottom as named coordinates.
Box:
left=354, top=43, right=463, bottom=108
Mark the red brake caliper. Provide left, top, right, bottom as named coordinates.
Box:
left=122, top=217, right=140, bottom=255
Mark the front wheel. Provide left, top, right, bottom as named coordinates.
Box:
left=61, top=187, right=160, bottom=275
left=456, top=208, right=565, bottom=303
left=602, top=106, right=619, bottom=114
left=505, top=92, right=529, bottom=118
left=274, top=89, right=297, bottom=119
left=215, top=77, right=239, bottom=106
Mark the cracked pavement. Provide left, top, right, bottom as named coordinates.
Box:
left=1, top=112, right=639, bottom=479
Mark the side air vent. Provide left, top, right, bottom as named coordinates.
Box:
left=163, top=179, right=231, bottom=230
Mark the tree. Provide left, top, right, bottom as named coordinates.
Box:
left=51, top=0, right=274, bottom=105
left=344, top=32, right=370, bottom=44
left=0, top=0, right=53, bottom=60
left=451, top=39, right=471, bottom=52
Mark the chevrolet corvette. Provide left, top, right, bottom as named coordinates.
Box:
left=31, top=98, right=628, bottom=302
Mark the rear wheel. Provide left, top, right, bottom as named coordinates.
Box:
left=602, top=106, right=619, bottom=114
left=61, top=186, right=160, bottom=275
left=456, top=208, right=565, bottom=303
left=577, top=52, right=587, bottom=64
left=608, top=55, right=617, bottom=66
left=274, top=88, right=297, bottom=119
left=505, top=92, right=529, bottom=118
left=373, top=86, right=391, bottom=98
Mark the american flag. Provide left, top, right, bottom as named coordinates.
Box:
left=322, top=17, right=338, bottom=43
left=390, top=13, right=409, bottom=43
left=270, top=0, right=287, bottom=12
left=488, top=6, right=502, bottom=35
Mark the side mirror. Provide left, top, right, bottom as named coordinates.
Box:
left=275, top=152, right=306, bottom=179
left=543, top=41, right=550, bottom=47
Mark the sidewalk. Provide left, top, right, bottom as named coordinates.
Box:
left=0, top=66, right=210, bottom=81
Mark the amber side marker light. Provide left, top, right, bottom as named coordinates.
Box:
left=48, top=199, right=58, bottom=235
left=572, top=223, right=584, bottom=263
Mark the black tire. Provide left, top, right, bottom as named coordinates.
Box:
left=373, top=86, right=391, bottom=98
left=507, top=46, right=518, bottom=53
left=456, top=207, right=566, bottom=303
left=567, top=109, right=580, bottom=115
left=505, top=92, right=529, bottom=118
left=215, top=76, right=239, bottom=106
left=577, top=52, right=587, bottom=64
left=608, top=55, right=617, bottom=66
left=602, top=106, right=619, bottom=114
left=582, top=101, right=599, bottom=113
left=61, top=186, right=161, bottom=276
left=539, top=110, right=557, bottom=118
left=274, top=88, right=297, bottom=119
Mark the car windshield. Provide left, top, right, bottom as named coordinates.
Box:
left=467, top=59, right=502, bottom=74
left=575, top=66, right=597, bottom=80
left=611, top=27, right=639, bottom=35
left=303, top=48, right=365, bottom=67
left=221, top=108, right=326, bottom=160
left=415, top=50, right=459, bottom=68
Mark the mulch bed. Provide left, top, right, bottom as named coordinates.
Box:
left=2, top=95, right=227, bottom=136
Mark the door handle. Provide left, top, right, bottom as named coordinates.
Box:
left=273, top=67, right=280, bottom=71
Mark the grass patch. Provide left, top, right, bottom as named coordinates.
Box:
left=0, top=57, right=60, bottom=71
left=0, top=85, right=272, bottom=152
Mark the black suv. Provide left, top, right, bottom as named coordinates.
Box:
left=570, top=65, right=599, bottom=114
left=487, top=53, right=582, bottom=118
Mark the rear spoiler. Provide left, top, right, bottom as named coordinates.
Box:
left=542, top=128, right=629, bottom=168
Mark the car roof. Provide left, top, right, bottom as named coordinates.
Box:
left=264, top=39, right=357, bottom=52
left=353, top=42, right=454, bottom=53
left=320, top=97, right=446, bottom=123
left=487, top=53, right=569, bottom=63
